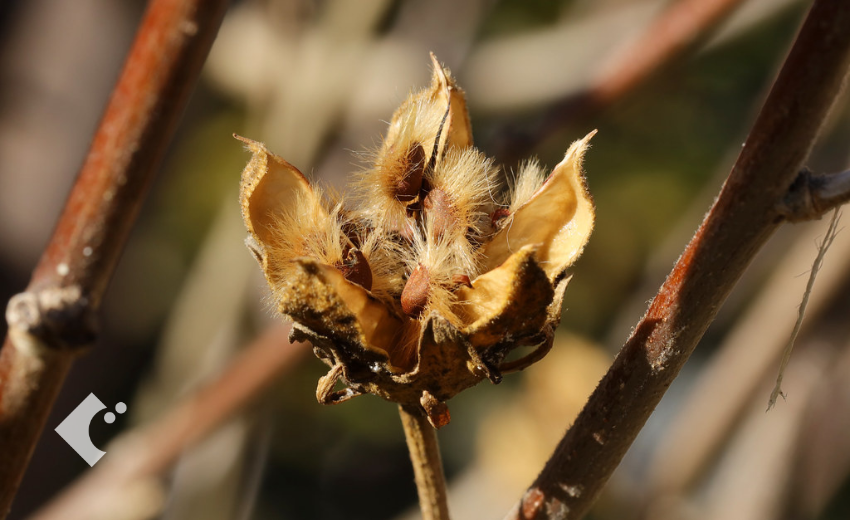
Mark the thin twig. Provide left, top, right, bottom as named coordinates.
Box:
left=506, top=1, right=850, bottom=518
left=493, top=0, right=747, bottom=165
left=29, top=324, right=307, bottom=520
left=399, top=405, right=451, bottom=520
left=767, top=208, right=841, bottom=409
left=0, top=0, right=228, bottom=516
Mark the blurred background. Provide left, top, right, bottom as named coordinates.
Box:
left=2, top=0, right=850, bottom=519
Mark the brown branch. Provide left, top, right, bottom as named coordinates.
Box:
left=646, top=210, right=850, bottom=499
left=399, top=405, right=451, bottom=520
left=28, top=324, right=307, bottom=520
left=493, top=0, right=748, bottom=165
left=506, top=1, right=850, bottom=518
left=0, top=0, right=228, bottom=515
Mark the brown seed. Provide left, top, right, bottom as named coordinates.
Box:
left=490, top=208, right=510, bottom=229
left=340, top=214, right=364, bottom=249
left=336, top=248, right=372, bottom=291
left=394, top=143, right=426, bottom=202
left=451, top=274, right=472, bottom=288
left=422, top=187, right=455, bottom=238
left=401, top=264, right=430, bottom=317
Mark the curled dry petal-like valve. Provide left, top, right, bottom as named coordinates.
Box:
left=237, top=55, right=595, bottom=428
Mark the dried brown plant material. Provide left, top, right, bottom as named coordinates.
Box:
left=237, top=55, right=595, bottom=427
left=482, top=131, right=596, bottom=279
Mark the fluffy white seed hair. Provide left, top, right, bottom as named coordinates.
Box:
left=427, top=146, right=500, bottom=242
left=264, top=186, right=348, bottom=295
left=507, top=159, right=546, bottom=215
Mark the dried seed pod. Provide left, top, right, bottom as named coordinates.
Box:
left=237, top=56, right=595, bottom=426
left=482, top=131, right=596, bottom=279
left=355, top=54, right=473, bottom=237
left=428, top=52, right=472, bottom=155
left=401, top=264, right=430, bottom=317
left=237, top=135, right=347, bottom=284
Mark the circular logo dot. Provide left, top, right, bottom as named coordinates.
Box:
left=115, top=402, right=127, bottom=414
left=104, top=412, right=116, bottom=424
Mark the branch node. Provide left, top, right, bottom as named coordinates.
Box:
left=6, top=286, right=96, bottom=351
left=778, top=167, right=850, bottom=222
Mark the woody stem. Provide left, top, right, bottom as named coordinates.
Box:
left=399, top=405, right=451, bottom=520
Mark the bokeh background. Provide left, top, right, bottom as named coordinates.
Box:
left=2, top=0, right=850, bottom=519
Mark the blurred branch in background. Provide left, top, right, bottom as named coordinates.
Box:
left=0, top=0, right=227, bottom=516
left=698, top=339, right=832, bottom=520
left=791, top=337, right=850, bottom=519
left=465, top=0, right=803, bottom=120
left=487, top=0, right=750, bottom=166
left=28, top=324, right=306, bottom=520
left=128, top=194, right=258, bottom=520
left=508, top=0, right=850, bottom=517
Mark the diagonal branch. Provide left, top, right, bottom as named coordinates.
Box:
left=0, top=0, right=228, bottom=516
left=506, top=0, right=850, bottom=518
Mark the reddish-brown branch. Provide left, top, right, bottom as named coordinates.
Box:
left=0, top=0, right=228, bottom=515
left=506, top=1, right=850, bottom=518
left=494, top=0, right=747, bottom=165
left=29, top=324, right=307, bottom=520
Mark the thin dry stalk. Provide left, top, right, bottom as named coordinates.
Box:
left=767, top=208, right=840, bottom=409
left=0, top=0, right=228, bottom=515
left=506, top=1, right=850, bottom=518
left=29, top=324, right=307, bottom=520
left=399, top=406, right=451, bottom=520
